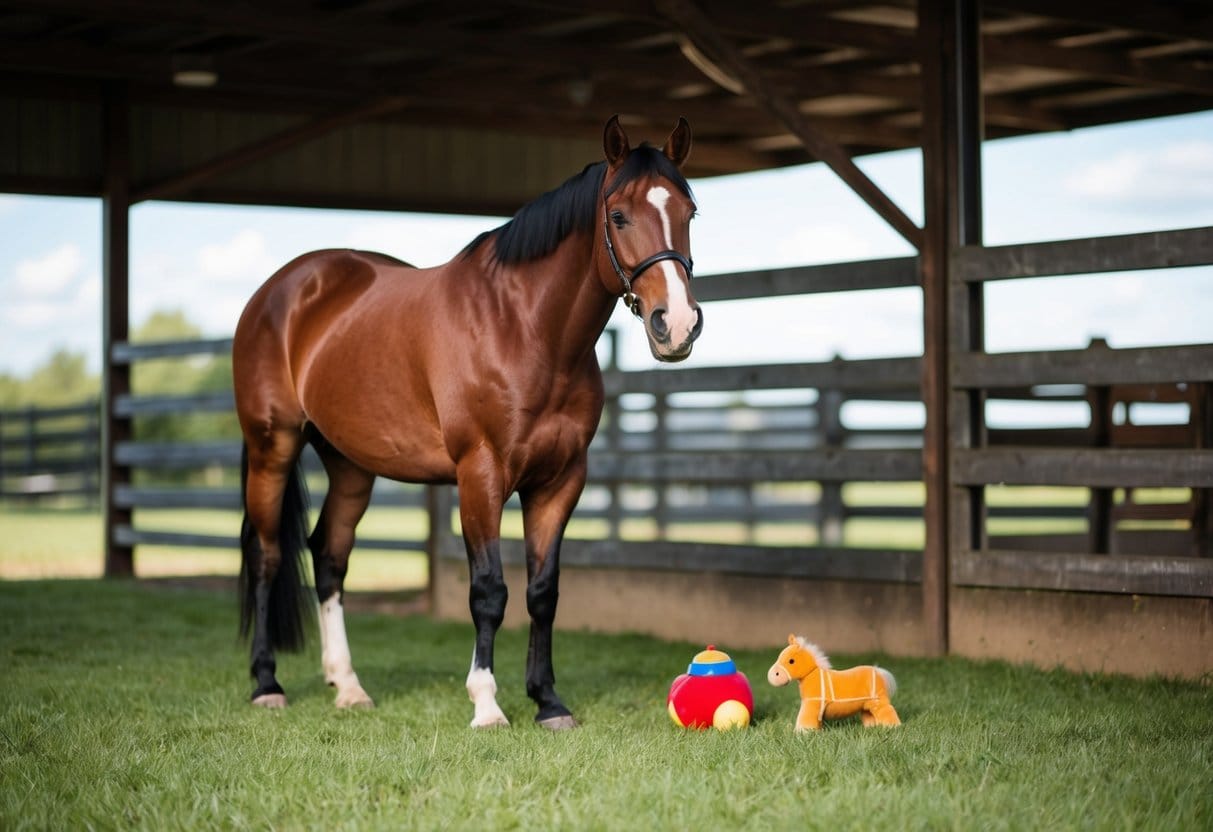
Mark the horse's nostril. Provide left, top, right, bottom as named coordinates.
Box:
left=690, top=307, right=704, bottom=341
left=649, top=307, right=670, bottom=340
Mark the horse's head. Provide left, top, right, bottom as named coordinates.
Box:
left=599, top=115, right=703, bottom=362
left=768, top=634, right=830, bottom=686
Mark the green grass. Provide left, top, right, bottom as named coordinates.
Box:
left=2, top=580, right=1210, bottom=831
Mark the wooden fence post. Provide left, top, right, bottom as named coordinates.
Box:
left=102, top=83, right=134, bottom=577
left=920, top=0, right=984, bottom=656
left=817, top=386, right=845, bottom=546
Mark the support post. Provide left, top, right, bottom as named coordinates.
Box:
left=920, top=0, right=984, bottom=655
left=103, top=84, right=133, bottom=577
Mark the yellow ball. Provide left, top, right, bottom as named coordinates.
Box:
left=712, top=699, right=751, bottom=731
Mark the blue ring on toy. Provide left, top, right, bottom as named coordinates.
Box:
left=688, top=658, right=737, bottom=676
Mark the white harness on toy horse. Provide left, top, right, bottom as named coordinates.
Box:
left=804, top=666, right=881, bottom=722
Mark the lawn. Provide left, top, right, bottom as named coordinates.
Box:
left=1, top=579, right=1209, bottom=831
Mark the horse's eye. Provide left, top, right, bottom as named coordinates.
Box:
left=611, top=211, right=627, bottom=228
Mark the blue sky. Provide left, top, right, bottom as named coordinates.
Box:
left=2, top=109, right=1211, bottom=378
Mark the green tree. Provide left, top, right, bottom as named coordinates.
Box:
left=20, top=349, right=100, bottom=407
left=129, top=310, right=237, bottom=485
left=0, top=373, right=22, bottom=408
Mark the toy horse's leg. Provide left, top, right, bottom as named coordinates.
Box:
left=795, top=698, right=823, bottom=732
left=456, top=450, right=510, bottom=728
left=865, top=699, right=901, bottom=727
left=309, top=439, right=375, bottom=709
left=519, top=463, right=587, bottom=730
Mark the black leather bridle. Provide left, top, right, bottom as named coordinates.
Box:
left=602, top=197, right=694, bottom=319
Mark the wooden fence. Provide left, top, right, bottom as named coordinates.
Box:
left=0, top=401, right=100, bottom=504
left=11, top=239, right=1211, bottom=605
left=69, top=332, right=934, bottom=559
left=947, top=227, right=1213, bottom=599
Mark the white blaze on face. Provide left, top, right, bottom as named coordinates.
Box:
left=645, top=185, right=698, bottom=346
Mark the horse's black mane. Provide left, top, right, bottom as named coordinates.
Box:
left=462, top=144, right=694, bottom=266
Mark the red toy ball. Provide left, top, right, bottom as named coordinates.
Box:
left=667, top=645, right=753, bottom=730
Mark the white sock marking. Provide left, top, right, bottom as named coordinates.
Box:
left=467, top=658, right=509, bottom=727
left=319, top=595, right=367, bottom=703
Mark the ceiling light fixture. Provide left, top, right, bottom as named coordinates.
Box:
left=172, top=55, right=218, bottom=88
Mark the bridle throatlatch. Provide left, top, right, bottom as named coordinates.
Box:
left=602, top=202, right=694, bottom=318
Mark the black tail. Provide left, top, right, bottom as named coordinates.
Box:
left=238, top=443, right=313, bottom=652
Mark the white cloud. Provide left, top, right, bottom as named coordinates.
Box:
left=1063, top=139, right=1213, bottom=204
left=197, top=229, right=277, bottom=283
left=4, top=300, right=62, bottom=327
left=15, top=243, right=83, bottom=297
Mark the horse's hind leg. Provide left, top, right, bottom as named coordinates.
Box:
left=310, top=437, right=375, bottom=708
left=242, top=427, right=308, bottom=707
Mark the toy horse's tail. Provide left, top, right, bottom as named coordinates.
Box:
left=876, top=667, right=897, bottom=698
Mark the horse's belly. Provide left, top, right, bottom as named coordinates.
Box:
left=301, top=373, right=455, bottom=482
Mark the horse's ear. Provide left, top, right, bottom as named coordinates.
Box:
left=603, top=115, right=630, bottom=167
left=787, top=634, right=797, bottom=646
left=662, top=117, right=692, bottom=168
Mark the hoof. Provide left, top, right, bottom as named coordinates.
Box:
left=335, top=688, right=374, bottom=709
left=537, top=714, right=578, bottom=731
left=470, top=710, right=510, bottom=729
left=252, top=693, right=287, bottom=709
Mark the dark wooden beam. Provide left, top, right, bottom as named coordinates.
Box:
left=102, top=82, right=133, bottom=578
left=690, top=256, right=920, bottom=303
left=953, top=448, right=1213, bottom=488
left=989, top=0, right=1213, bottom=45
left=954, top=342, right=1213, bottom=389
left=953, top=226, right=1213, bottom=281
left=920, top=0, right=985, bottom=657
left=983, top=34, right=1213, bottom=98
left=655, top=0, right=924, bottom=250
left=131, top=96, right=410, bottom=203
left=953, top=549, right=1213, bottom=598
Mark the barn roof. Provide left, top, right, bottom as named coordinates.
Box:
left=2, top=0, right=1212, bottom=216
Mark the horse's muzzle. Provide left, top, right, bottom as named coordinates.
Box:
left=647, top=306, right=703, bottom=363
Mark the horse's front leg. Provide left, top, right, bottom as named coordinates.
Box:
left=457, top=453, right=510, bottom=728
left=519, top=460, right=587, bottom=730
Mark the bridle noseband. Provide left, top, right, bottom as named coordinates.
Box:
left=602, top=197, right=693, bottom=319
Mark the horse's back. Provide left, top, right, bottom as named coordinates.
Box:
left=232, top=249, right=419, bottom=419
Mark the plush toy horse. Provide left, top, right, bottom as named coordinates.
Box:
left=767, top=634, right=900, bottom=732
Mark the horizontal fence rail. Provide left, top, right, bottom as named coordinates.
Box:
left=950, top=227, right=1213, bottom=589
left=0, top=401, right=100, bottom=502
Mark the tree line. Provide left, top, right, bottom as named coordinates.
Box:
left=1, top=308, right=238, bottom=450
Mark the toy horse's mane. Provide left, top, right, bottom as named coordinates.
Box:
left=794, top=636, right=833, bottom=670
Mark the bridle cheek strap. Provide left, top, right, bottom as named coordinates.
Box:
left=603, top=211, right=694, bottom=319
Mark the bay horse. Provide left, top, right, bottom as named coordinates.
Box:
left=233, top=116, right=702, bottom=729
